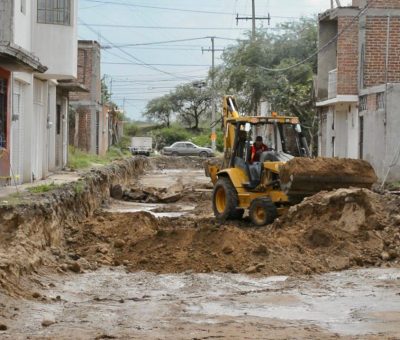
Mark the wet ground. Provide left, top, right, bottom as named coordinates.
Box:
left=1, top=268, right=399, bottom=339
left=105, top=169, right=211, bottom=218
left=1, top=161, right=400, bottom=339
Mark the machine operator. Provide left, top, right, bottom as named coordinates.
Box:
left=250, top=136, right=268, bottom=163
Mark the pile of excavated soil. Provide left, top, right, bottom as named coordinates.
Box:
left=63, top=188, right=400, bottom=276
left=279, top=157, right=377, bottom=185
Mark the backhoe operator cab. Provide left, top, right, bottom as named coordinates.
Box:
left=207, top=95, right=310, bottom=226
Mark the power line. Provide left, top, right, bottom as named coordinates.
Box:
left=255, top=1, right=372, bottom=73
left=79, top=18, right=196, bottom=81
left=81, top=0, right=300, bottom=18
left=101, top=36, right=239, bottom=48
left=102, top=62, right=212, bottom=66
left=77, top=23, right=285, bottom=31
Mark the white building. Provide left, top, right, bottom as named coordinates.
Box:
left=0, top=0, right=79, bottom=184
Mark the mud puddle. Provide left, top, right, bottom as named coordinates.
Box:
left=1, top=268, right=399, bottom=339
left=139, top=169, right=210, bottom=188
left=104, top=200, right=195, bottom=218
left=106, top=168, right=210, bottom=218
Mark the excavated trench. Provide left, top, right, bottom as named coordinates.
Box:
left=1, top=156, right=400, bottom=339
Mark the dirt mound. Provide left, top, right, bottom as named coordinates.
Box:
left=280, top=158, right=378, bottom=200
left=63, top=188, right=400, bottom=276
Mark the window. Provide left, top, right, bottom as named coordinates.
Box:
left=37, top=0, right=71, bottom=25
left=359, top=95, right=367, bottom=112
left=21, top=0, right=26, bottom=14
left=376, top=92, right=385, bottom=110
left=0, top=78, right=7, bottom=149
left=56, top=104, right=61, bottom=135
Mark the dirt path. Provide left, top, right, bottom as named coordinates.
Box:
left=1, top=268, right=399, bottom=339
left=1, top=157, right=400, bottom=339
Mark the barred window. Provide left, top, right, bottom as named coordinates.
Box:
left=359, top=95, right=367, bottom=112
left=376, top=92, right=385, bottom=110
left=38, top=0, right=71, bottom=25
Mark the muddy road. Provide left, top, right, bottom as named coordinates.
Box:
left=0, top=156, right=400, bottom=339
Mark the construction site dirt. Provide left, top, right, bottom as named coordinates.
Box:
left=0, top=156, right=400, bottom=339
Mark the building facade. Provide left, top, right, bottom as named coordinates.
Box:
left=317, top=0, right=400, bottom=181
left=0, top=0, right=78, bottom=185
left=69, top=40, right=109, bottom=156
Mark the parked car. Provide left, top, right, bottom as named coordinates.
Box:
left=162, top=141, right=214, bottom=157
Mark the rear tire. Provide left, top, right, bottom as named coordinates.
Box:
left=199, top=151, right=208, bottom=158
left=212, top=177, right=241, bottom=221
left=249, top=198, right=277, bottom=226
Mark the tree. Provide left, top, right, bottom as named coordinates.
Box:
left=143, top=94, right=175, bottom=127
left=172, top=83, right=212, bottom=130
left=214, top=17, right=319, bottom=153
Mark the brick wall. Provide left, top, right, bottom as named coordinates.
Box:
left=76, top=106, right=92, bottom=152
left=364, top=16, right=400, bottom=87
left=353, top=0, right=400, bottom=8
left=337, top=16, right=359, bottom=95
left=368, top=0, right=400, bottom=8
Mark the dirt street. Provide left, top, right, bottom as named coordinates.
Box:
left=0, top=156, right=400, bottom=339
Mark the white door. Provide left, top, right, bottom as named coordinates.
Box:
left=11, top=81, right=24, bottom=184
left=33, top=78, right=45, bottom=180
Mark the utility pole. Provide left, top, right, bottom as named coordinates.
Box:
left=236, top=0, right=271, bottom=40
left=202, top=37, right=224, bottom=152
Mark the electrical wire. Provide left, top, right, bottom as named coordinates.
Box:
left=81, top=0, right=300, bottom=18
left=102, top=62, right=211, bottom=66
left=255, top=2, right=372, bottom=73
left=79, top=18, right=197, bottom=81
left=78, top=23, right=284, bottom=31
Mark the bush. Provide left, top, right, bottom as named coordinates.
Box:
left=124, top=122, right=139, bottom=137
left=151, top=126, right=191, bottom=150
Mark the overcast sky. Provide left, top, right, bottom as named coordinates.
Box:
left=78, top=0, right=352, bottom=120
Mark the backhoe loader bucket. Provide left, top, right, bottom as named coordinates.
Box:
left=279, top=158, right=377, bottom=200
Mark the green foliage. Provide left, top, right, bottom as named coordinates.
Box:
left=73, top=181, right=85, bottom=195
left=144, top=94, right=175, bottom=127
left=101, top=77, right=111, bottom=104
left=151, top=126, right=190, bottom=149
left=67, top=145, right=130, bottom=170
left=172, top=83, right=212, bottom=130
left=27, top=182, right=60, bottom=194
left=215, top=17, right=318, bottom=153
left=124, top=122, right=139, bottom=137
left=143, top=82, right=212, bottom=130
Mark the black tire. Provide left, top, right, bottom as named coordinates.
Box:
left=171, top=151, right=179, bottom=156
left=212, top=177, right=240, bottom=221
left=199, top=151, right=208, bottom=158
left=249, top=198, right=278, bottom=226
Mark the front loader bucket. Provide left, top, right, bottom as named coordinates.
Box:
left=279, top=157, right=377, bottom=200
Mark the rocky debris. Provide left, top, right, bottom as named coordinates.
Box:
left=41, top=319, right=56, bottom=327
left=68, top=262, right=81, bottom=273
left=222, top=245, right=234, bottom=255
left=123, top=186, right=183, bottom=204
left=0, top=324, right=8, bottom=331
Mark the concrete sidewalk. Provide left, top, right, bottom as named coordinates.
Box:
left=0, top=171, right=81, bottom=200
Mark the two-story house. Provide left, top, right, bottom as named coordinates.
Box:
left=0, top=0, right=78, bottom=185
left=317, top=0, right=400, bottom=181
left=69, top=40, right=109, bottom=156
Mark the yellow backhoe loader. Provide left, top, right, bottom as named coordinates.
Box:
left=206, top=96, right=377, bottom=226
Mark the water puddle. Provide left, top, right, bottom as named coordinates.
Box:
left=105, top=200, right=195, bottom=217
